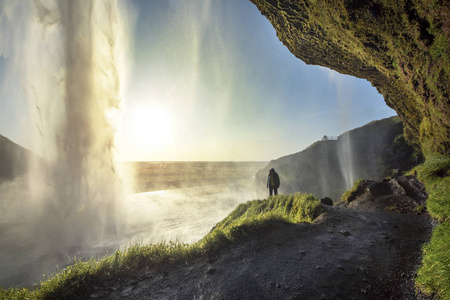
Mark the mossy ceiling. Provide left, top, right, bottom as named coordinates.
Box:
left=250, top=0, right=449, bottom=156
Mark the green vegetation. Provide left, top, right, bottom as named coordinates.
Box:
left=212, top=193, right=323, bottom=232
left=415, top=204, right=427, bottom=214
left=199, top=193, right=323, bottom=253
left=415, top=155, right=450, bottom=222
left=414, top=155, right=450, bottom=299
left=341, top=179, right=365, bottom=203
left=416, top=222, right=450, bottom=299
left=0, top=242, right=200, bottom=300
left=0, top=194, right=323, bottom=300
left=382, top=133, right=424, bottom=176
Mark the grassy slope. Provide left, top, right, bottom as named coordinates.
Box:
left=0, top=194, right=323, bottom=300
left=414, top=156, right=450, bottom=298
left=249, top=0, right=449, bottom=298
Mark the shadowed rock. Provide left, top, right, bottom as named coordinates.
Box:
left=320, top=197, right=333, bottom=206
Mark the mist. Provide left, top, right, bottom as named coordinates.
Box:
left=0, top=0, right=257, bottom=288
left=0, top=0, right=133, bottom=287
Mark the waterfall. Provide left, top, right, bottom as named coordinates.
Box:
left=0, top=0, right=131, bottom=247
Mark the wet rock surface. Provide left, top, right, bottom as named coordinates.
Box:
left=91, top=176, right=432, bottom=300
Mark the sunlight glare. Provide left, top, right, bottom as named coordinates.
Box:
left=131, top=105, right=174, bottom=144
left=116, top=103, right=176, bottom=162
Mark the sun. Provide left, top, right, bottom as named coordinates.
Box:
left=123, top=104, right=175, bottom=151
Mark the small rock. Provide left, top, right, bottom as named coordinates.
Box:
left=121, top=287, right=134, bottom=297
left=340, top=230, right=351, bottom=236
left=206, top=267, right=216, bottom=275
left=321, top=197, right=334, bottom=206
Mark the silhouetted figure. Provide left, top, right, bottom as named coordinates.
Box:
left=267, top=168, right=280, bottom=196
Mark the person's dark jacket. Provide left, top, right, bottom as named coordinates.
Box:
left=267, top=171, right=280, bottom=188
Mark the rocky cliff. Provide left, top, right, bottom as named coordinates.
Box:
left=255, top=116, right=420, bottom=200
left=249, top=0, right=449, bottom=157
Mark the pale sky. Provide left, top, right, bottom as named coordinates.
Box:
left=0, top=0, right=396, bottom=162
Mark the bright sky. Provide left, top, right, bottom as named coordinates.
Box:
left=0, top=0, right=396, bottom=162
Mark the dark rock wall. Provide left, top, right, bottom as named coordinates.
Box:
left=249, top=0, right=449, bottom=156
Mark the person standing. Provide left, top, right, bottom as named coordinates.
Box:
left=266, top=168, right=280, bottom=196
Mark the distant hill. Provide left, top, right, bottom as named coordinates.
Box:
left=255, top=116, right=422, bottom=201
left=0, top=135, right=32, bottom=182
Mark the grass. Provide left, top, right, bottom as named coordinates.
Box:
left=199, top=193, right=323, bottom=253
left=414, top=155, right=450, bottom=222
left=414, top=155, right=450, bottom=299
left=341, top=179, right=365, bottom=203
left=0, top=242, right=201, bottom=300
left=416, top=222, right=450, bottom=299
left=0, top=193, right=323, bottom=300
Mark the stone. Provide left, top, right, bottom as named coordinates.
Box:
left=321, top=197, right=334, bottom=206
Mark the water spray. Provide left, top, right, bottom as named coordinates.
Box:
left=1, top=0, right=131, bottom=247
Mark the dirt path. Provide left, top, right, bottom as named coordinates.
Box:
left=90, top=206, right=431, bottom=299
left=86, top=176, right=432, bottom=299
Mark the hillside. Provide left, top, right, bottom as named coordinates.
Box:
left=0, top=135, right=31, bottom=182
left=255, top=116, right=420, bottom=201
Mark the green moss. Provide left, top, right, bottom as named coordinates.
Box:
left=341, top=179, right=365, bottom=203
left=416, top=222, right=450, bottom=299
left=415, top=204, right=427, bottom=214
left=415, top=155, right=450, bottom=221
left=251, top=0, right=450, bottom=156
left=382, top=133, right=424, bottom=176
left=413, top=155, right=450, bottom=298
